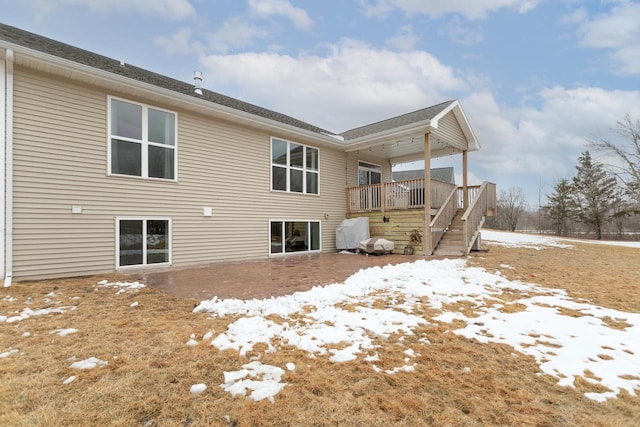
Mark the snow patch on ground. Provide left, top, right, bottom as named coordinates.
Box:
left=482, top=229, right=640, bottom=250
left=0, top=306, right=77, bottom=323
left=51, top=328, right=78, bottom=337
left=196, top=254, right=640, bottom=403
left=0, top=348, right=19, bottom=358
left=221, top=361, right=287, bottom=402
left=97, top=280, right=145, bottom=294
left=70, top=357, right=108, bottom=369
left=481, top=230, right=574, bottom=250
left=190, top=383, right=207, bottom=394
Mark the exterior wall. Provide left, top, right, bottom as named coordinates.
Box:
left=345, top=152, right=392, bottom=188
left=11, top=67, right=347, bottom=280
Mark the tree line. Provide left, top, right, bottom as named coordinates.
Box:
left=485, top=114, right=640, bottom=240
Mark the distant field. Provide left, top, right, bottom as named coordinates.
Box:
left=1, top=236, right=639, bottom=426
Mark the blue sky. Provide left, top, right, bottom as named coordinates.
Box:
left=2, top=0, right=640, bottom=207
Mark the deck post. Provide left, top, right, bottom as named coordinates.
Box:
left=424, top=132, right=432, bottom=255
left=462, top=149, right=468, bottom=210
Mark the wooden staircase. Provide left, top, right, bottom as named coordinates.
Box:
left=433, top=209, right=467, bottom=256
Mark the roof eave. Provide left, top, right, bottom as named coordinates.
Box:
left=0, top=41, right=348, bottom=149
left=344, top=121, right=435, bottom=153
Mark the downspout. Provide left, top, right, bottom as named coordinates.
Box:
left=3, top=49, right=13, bottom=287
left=0, top=52, right=5, bottom=281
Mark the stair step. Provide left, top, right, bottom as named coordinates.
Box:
left=439, top=240, right=464, bottom=246
left=434, top=248, right=466, bottom=256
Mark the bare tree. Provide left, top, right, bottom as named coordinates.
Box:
left=490, top=187, right=528, bottom=232
left=590, top=114, right=640, bottom=205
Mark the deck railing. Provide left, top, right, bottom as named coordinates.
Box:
left=461, top=181, right=497, bottom=253
left=346, top=178, right=456, bottom=214
left=457, top=185, right=482, bottom=209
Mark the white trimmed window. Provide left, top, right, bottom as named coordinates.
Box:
left=270, top=220, right=321, bottom=255
left=109, top=97, right=177, bottom=180
left=117, top=218, right=171, bottom=268
left=271, top=137, right=319, bottom=194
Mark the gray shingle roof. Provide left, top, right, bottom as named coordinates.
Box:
left=340, top=101, right=454, bottom=141
left=392, top=167, right=455, bottom=184
left=0, top=22, right=335, bottom=136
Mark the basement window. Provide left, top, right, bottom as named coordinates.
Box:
left=117, top=218, right=171, bottom=268
left=270, top=220, right=321, bottom=255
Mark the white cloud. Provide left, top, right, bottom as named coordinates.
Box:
left=385, top=25, right=419, bottom=50
left=39, top=0, right=196, bottom=20
left=467, top=87, right=640, bottom=182
left=560, top=7, right=587, bottom=25
left=248, top=0, right=312, bottom=30
left=440, top=18, right=484, bottom=45
left=206, top=17, right=269, bottom=54
left=155, top=28, right=198, bottom=55
left=360, top=0, right=543, bottom=20
left=200, top=39, right=468, bottom=132
left=577, top=1, right=640, bottom=75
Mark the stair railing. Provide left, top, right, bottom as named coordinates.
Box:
left=428, top=186, right=458, bottom=254
left=460, top=182, right=496, bottom=254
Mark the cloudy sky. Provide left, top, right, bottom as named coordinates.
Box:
left=3, top=0, right=640, bottom=206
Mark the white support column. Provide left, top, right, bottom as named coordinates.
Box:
left=462, top=150, right=468, bottom=210
left=423, top=132, right=431, bottom=255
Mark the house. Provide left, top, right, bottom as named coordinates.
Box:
left=0, top=23, right=496, bottom=283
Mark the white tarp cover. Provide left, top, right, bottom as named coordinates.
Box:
left=336, top=217, right=370, bottom=250
left=358, top=237, right=394, bottom=254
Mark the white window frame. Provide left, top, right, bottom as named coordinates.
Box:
left=115, top=217, right=172, bottom=269
left=268, top=219, right=322, bottom=256
left=107, top=96, right=178, bottom=181
left=270, top=137, right=320, bottom=195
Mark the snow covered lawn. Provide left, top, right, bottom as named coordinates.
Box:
left=1, top=230, right=639, bottom=425
left=192, top=231, right=640, bottom=403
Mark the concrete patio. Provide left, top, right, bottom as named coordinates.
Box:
left=129, top=252, right=435, bottom=301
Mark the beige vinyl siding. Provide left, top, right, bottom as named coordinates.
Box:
left=345, top=153, right=392, bottom=188
left=437, top=112, right=468, bottom=151
left=11, top=67, right=347, bottom=280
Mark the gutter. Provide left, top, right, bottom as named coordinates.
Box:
left=3, top=48, right=12, bottom=287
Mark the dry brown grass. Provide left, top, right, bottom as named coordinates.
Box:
left=1, top=242, right=639, bottom=426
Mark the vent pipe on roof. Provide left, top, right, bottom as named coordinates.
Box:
left=194, top=71, right=203, bottom=95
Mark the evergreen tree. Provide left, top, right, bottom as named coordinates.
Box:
left=544, top=179, right=575, bottom=236
left=571, top=151, right=622, bottom=239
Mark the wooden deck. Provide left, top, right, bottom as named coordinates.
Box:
left=347, top=179, right=496, bottom=255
